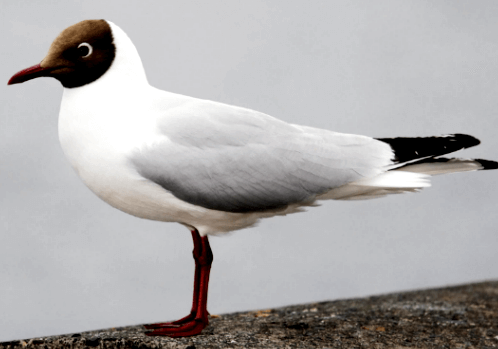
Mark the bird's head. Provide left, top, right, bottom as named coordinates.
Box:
left=8, top=20, right=116, bottom=88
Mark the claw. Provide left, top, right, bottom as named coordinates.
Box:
left=143, top=323, right=180, bottom=329
left=145, top=319, right=207, bottom=337
left=144, top=312, right=198, bottom=329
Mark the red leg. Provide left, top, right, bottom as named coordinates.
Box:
left=144, top=229, right=213, bottom=337
left=145, top=231, right=202, bottom=328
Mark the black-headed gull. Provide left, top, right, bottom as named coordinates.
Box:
left=8, top=20, right=498, bottom=337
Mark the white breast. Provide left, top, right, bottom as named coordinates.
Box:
left=59, top=81, right=164, bottom=213
left=55, top=21, right=293, bottom=236
left=57, top=81, right=266, bottom=235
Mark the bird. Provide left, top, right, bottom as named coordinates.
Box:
left=8, top=19, right=498, bottom=337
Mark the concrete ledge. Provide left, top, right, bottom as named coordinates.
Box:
left=1, top=281, right=497, bottom=348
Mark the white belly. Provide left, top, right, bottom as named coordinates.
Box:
left=58, top=85, right=183, bottom=218
left=57, top=86, right=273, bottom=235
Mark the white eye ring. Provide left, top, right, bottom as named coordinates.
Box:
left=78, top=42, right=93, bottom=58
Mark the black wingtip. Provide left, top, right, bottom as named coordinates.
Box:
left=376, top=133, right=482, bottom=164
left=475, top=159, right=498, bottom=170
left=450, top=133, right=481, bottom=148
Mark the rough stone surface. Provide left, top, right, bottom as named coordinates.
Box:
left=1, top=281, right=497, bottom=348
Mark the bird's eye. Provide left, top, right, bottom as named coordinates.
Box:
left=77, top=43, right=93, bottom=58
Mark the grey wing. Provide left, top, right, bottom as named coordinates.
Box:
left=131, top=100, right=393, bottom=213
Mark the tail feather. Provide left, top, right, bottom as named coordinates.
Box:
left=395, top=157, right=498, bottom=176
left=322, top=133, right=497, bottom=201
left=319, top=172, right=430, bottom=201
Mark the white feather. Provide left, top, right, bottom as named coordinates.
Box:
left=394, top=159, right=483, bottom=176
left=319, top=171, right=430, bottom=201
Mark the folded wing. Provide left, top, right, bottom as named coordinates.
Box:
left=130, top=99, right=393, bottom=213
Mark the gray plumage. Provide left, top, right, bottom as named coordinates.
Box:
left=131, top=99, right=393, bottom=213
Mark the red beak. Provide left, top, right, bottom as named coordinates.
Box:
left=8, top=64, right=52, bottom=85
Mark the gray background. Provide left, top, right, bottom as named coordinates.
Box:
left=1, top=0, right=497, bottom=342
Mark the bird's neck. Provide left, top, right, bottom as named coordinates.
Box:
left=105, top=21, right=149, bottom=87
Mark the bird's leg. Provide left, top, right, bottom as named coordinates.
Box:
left=144, top=229, right=213, bottom=337
left=144, top=230, right=201, bottom=328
